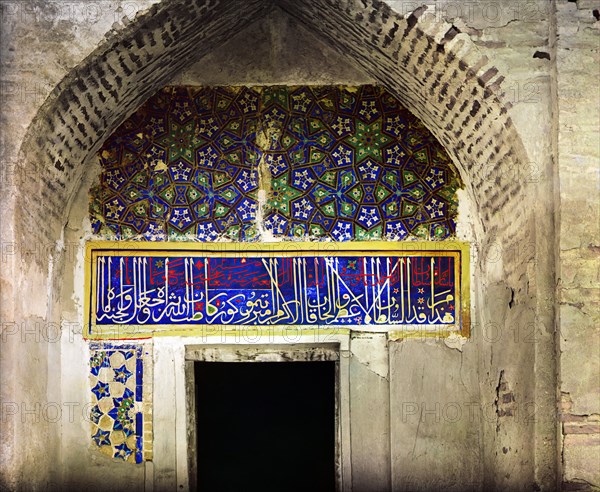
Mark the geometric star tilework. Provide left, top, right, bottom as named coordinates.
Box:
left=91, top=86, right=261, bottom=241
left=259, top=85, right=462, bottom=240
left=89, top=343, right=147, bottom=464
left=90, top=85, right=461, bottom=241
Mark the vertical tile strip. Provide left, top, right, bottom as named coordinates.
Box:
left=89, top=342, right=150, bottom=464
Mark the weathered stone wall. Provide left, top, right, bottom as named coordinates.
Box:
left=0, top=3, right=159, bottom=489
left=556, top=1, right=600, bottom=489
left=0, top=0, right=596, bottom=490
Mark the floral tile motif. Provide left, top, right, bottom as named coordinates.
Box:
left=91, top=85, right=461, bottom=241
left=89, top=343, right=146, bottom=464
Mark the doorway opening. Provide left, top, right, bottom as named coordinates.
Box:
left=194, top=359, right=336, bottom=491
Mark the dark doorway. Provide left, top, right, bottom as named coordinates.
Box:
left=194, top=361, right=336, bottom=492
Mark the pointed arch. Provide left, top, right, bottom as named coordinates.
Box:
left=18, top=0, right=530, bottom=250
left=12, top=0, right=556, bottom=489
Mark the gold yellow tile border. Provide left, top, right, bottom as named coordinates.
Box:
left=83, top=241, right=470, bottom=339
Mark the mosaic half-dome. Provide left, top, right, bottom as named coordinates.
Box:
left=90, top=85, right=462, bottom=241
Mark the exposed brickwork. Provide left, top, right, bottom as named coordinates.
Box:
left=556, top=1, right=600, bottom=489
left=280, top=0, right=532, bottom=246
left=561, top=393, right=600, bottom=435
left=17, top=0, right=532, bottom=269
left=17, top=0, right=270, bottom=253
left=561, top=392, right=600, bottom=488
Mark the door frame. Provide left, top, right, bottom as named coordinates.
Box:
left=184, top=343, right=347, bottom=491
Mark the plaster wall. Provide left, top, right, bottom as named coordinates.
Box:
left=0, top=0, right=596, bottom=490
left=556, top=2, right=600, bottom=488
left=55, top=14, right=482, bottom=490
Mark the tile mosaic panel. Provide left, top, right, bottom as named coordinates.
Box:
left=89, top=342, right=149, bottom=463
left=84, top=242, right=470, bottom=338
left=91, top=86, right=461, bottom=241
left=91, top=86, right=261, bottom=241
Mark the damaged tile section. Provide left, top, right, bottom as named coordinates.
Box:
left=89, top=342, right=152, bottom=463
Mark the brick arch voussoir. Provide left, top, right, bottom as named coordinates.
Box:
left=280, top=0, right=532, bottom=241
left=17, top=0, right=532, bottom=260
left=16, top=0, right=269, bottom=256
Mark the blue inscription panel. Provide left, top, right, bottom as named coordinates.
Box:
left=91, top=253, right=460, bottom=329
